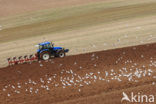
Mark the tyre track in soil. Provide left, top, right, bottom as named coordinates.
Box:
left=0, top=43, right=155, bottom=104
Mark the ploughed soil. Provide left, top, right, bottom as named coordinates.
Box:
left=0, top=43, right=155, bottom=104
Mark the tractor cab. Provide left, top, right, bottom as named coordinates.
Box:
left=38, top=42, right=53, bottom=50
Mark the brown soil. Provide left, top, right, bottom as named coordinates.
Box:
left=0, top=43, right=155, bottom=104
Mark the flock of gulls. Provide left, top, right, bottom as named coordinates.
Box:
left=1, top=50, right=156, bottom=97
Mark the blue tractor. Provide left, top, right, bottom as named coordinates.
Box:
left=36, top=42, right=69, bottom=60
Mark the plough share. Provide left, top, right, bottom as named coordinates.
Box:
left=7, top=54, right=38, bottom=65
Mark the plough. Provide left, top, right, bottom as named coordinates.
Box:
left=7, top=41, right=69, bottom=66
left=7, top=54, right=38, bottom=66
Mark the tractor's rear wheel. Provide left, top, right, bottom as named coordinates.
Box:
left=40, top=52, right=50, bottom=60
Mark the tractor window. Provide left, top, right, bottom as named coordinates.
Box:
left=39, top=45, right=43, bottom=49
left=46, top=44, right=51, bottom=48
left=39, top=44, right=51, bottom=49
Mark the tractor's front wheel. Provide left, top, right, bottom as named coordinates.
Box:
left=59, top=51, right=65, bottom=58
left=40, top=52, right=50, bottom=60
left=56, top=51, right=65, bottom=58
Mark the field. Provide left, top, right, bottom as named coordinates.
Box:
left=0, top=0, right=156, bottom=67
left=0, top=0, right=156, bottom=104
left=0, top=43, right=156, bottom=104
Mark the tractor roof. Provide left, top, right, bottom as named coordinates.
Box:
left=39, top=42, right=50, bottom=46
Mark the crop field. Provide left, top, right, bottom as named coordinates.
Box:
left=0, top=0, right=156, bottom=67
left=0, top=43, right=156, bottom=104
left=0, top=0, right=156, bottom=103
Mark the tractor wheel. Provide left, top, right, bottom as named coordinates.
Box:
left=56, top=51, right=65, bottom=58
left=40, top=52, right=50, bottom=60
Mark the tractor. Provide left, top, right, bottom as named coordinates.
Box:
left=7, top=41, right=69, bottom=66
left=36, top=42, right=69, bottom=60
